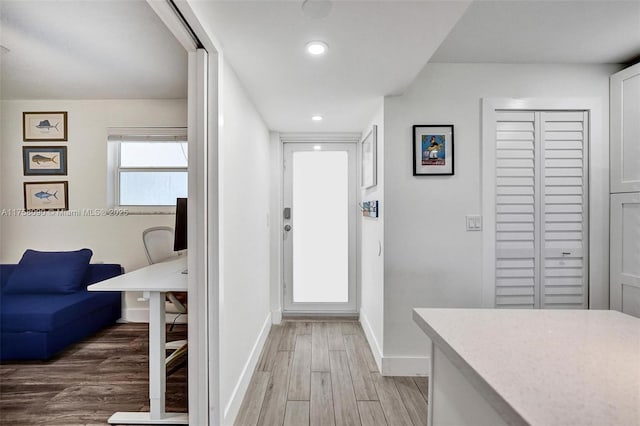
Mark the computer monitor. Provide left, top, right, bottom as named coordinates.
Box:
left=173, top=198, right=187, bottom=252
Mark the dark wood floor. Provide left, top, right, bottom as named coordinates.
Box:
left=235, top=319, right=428, bottom=426
left=0, top=323, right=187, bottom=426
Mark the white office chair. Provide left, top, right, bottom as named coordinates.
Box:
left=142, top=226, right=187, bottom=372
left=142, top=226, right=175, bottom=264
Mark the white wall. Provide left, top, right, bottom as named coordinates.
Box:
left=359, top=100, right=384, bottom=371
left=0, top=99, right=186, bottom=319
left=218, top=60, right=272, bottom=425
left=383, top=63, right=620, bottom=360
left=269, top=131, right=283, bottom=324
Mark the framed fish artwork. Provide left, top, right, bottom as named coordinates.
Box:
left=23, top=111, right=68, bottom=141
left=22, top=146, right=67, bottom=176
left=23, top=181, right=68, bottom=211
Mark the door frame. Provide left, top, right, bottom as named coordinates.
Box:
left=282, top=141, right=358, bottom=313
left=150, top=1, right=221, bottom=424
left=277, top=134, right=361, bottom=315
left=481, top=98, right=608, bottom=309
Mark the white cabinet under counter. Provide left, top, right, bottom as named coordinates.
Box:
left=413, top=308, right=640, bottom=426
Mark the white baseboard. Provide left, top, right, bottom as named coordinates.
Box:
left=271, top=309, right=282, bottom=324
left=122, top=308, right=188, bottom=324
left=122, top=308, right=150, bottom=323
left=359, top=312, right=429, bottom=376
left=223, top=312, right=272, bottom=425
left=381, top=356, right=430, bottom=377
left=359, top=312, right=383, bottom=372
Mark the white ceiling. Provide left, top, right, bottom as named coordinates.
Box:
left=0, top=0, right=187, bottom=100
left=1, top=1, right=638, bottom=133
left=190, top=0, right=471, bottom=132
left=191, top=0, right=640, bottom=132
left=431, top=0, right=640, bottom=64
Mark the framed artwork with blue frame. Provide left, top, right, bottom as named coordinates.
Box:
left=22, top=146, right=67, bottom=176
left=413, top=124, right=454, bottom=176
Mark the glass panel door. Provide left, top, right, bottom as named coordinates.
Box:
left=283, top=143, right=357, bottom=312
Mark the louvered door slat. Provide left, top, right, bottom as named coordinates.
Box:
left=495, top=112, right=536, bottom=308
left=541, top=111, right=588, bottom=309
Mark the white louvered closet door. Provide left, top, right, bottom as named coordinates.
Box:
left=541, top=112, right=588, bottom=308
left=495, top=110, right=588, bottom=309
left=495, top=112, right=537, bottom=308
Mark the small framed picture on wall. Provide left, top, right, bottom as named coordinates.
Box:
left=23, top=181, right=69, bottom=211
left=361, top=125, right=377, bottom=189
left=22, top=146, right=68, bottom=176
left=413, top=124, right=454, bottom=176
left=23, top=111, right=68, bottom=141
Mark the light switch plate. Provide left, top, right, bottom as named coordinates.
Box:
left=466, top=215, right=482, bottom=231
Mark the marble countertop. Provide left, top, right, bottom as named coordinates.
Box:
left=413, top=308, right=640, bottom=426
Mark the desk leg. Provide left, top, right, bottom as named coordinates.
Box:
left=149, top=291, right=166, bottom=419
left=106, top=291, right=188, bottom=425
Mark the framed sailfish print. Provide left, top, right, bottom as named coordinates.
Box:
left=23, top=146, right=67, bottom=176
left=23, top=111, right=68, bottom=141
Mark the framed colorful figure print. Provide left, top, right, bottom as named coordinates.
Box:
left=23, top=181, right=69, bottom=211
left=22, top=146, right=68, bottom=176
left=23, top=111, right=68, bottom=141
left=413, top=125, right=454, bottom=176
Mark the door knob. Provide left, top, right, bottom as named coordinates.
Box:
left=284, top=224, right=292, bottom=232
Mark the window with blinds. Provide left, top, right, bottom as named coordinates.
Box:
left=495, top=111, right=588, bottom=309
left=107, top=128, right=188, bottom=211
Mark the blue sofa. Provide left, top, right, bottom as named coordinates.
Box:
left=0, top=250, right=123, bottom=361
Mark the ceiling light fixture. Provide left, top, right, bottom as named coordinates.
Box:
left=311, top=115, right=323, bottom=121
left=313, top=145, right=322, bottom=151
left=306, top=41, right=328, bottom=56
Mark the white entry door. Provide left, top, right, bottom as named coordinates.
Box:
left=283, top=143, right=357, bottom=313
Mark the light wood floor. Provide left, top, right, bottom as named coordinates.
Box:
left=0, top=324, right=187, bottom=426
left=235, top=319, right=428, bottom=426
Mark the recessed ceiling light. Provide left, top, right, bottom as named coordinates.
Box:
left=313, top=145, right=322, bottom=151
left=306, top=41, right=328, bottom=56
left=311, top=115, right=323, bottom=121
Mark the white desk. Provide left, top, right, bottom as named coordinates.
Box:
left=413, top=308, right=640, bottom=426
left=89, top=256, right=188, bottom=425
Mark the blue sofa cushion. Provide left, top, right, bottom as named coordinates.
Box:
left=84, top=264, right=124, bottom=286
left=3, top=249, right=93, bottom=294
left=0, top=291, right=121, bottom=332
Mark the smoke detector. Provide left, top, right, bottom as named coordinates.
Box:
left=301, top=0, right=332, bottom=20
